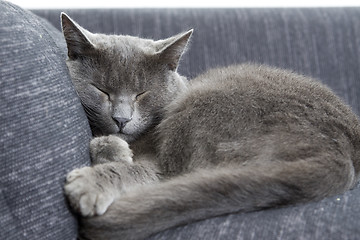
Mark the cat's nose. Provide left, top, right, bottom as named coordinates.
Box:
left=113, top=117, right=131, bottom=129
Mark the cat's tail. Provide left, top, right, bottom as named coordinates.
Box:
left=79, top=157, right=355, bottom=240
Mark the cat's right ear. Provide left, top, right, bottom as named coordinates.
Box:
left=61, top=13, right=95, bottom=60
left=155, top=29, right=193, bottom=71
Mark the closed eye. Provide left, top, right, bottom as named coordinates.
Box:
left=91, top=84, right=110, bottom=100
left=135, top=91, right=149, bottom=101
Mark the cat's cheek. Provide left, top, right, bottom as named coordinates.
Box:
left=122, top=109, right=145, bottom=136
left=104, top=102, right=113, bottom=115
left=100, top=100, right=115, bottom=122
left=99, top=101, right=119, bottom=134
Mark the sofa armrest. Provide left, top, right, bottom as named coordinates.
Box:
left=0, top=2, right=91, bottom=239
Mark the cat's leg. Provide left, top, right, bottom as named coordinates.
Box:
left=64, top=135, right=160, bottom=217
left=89, top=135, right=133, bottom=164
left=78, top=153, right=356, bottom=240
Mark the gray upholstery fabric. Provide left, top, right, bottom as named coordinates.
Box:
left=150, top=188, right=360, bottom=240
left=0, top=5, right=357, bottom=240
left=0, top=1, right=91, bottom=239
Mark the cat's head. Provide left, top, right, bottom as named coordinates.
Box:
left=61, top=13, right=192, bottom=142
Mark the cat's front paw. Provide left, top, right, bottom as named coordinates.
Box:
left=64, top=167, right=115, bottom=217
left=90, top=135, right=133, bottom=164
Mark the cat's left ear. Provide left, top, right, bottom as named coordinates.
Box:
left=156, top=29, right=193, bottom=71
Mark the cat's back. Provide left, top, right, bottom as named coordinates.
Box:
left=171, top=64, right=352, bottom=120
left=162, top=64, right=360, bottom=174
left=178, top=64, right=358, bottom=127
left=188, top=64, right=337, bottom=103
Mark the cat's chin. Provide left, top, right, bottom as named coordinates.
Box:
left=120, top=124, right=147, bottom=143
left=116, top=133, right=137, bottom=143
left=91, top=124, right=140, bottom=143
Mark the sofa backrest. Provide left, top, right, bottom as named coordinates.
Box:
left=33, top=8, right=360, bottom=116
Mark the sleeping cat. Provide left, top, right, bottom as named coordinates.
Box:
left=61, top=13, right=360, bottom=240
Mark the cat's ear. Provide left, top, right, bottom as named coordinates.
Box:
left=61, top=12, right=95, bottom=60
left=156, top=29, right=193, bottom=71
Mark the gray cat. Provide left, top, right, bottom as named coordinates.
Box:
left=61, top=13, right=360, bottom=240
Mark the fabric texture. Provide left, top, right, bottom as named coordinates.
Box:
left=0, top=1, right=92, bottom=240
left=0, top=5, right=356, bottom=240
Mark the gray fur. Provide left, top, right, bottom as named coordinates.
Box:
left=61, top=13, right=360, bottom=240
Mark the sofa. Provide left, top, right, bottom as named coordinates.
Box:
left=1, top=0, right=360, bottom=239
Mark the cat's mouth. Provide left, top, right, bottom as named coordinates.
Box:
left=119, top=126, right=135, bottom=137
left=117, top=132, right=136, bottom=143
left=116, top=124, right=137, bottom=142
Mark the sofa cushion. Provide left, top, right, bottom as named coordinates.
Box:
left=0, top=1, right=91, bottom=239
left=149, top=184, right=360, bottom=239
